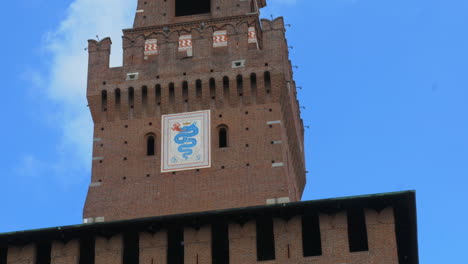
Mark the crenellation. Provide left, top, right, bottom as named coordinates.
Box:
left=6, top=244, right=35, bottom=264
left=95, top=236, right=123, bottom=264
left=229, top=221, right=257, bottom=264
left=93, top=71, right=290, bottom=121
left=3, top=206, right=407, bottom=264
left=139, top=232, right=167, bottom=264
left=184, top=227, right=211, bottom=264
left=50, top=241, right=79, bottom=264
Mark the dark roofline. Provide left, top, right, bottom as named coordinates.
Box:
left=0, top=190, right=418, bottom=264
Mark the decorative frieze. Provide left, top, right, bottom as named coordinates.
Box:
left=213, top=30, right=228, bottom=48
left=144, top=39, right=158, bottom=56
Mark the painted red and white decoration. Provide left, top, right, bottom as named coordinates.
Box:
left=161, top=110, right=211, bottom=173
left=248, top=27, right=258, bottom=44
left=213, top=30, right=228, bottom=48
left=144, top=39, right=158, bottom=56
left=178, top=34, right=193, bottom=56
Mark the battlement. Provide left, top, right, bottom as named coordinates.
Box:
left=1, top=192, right=419, bottom=264
left=86, top=16, right=293, bottom=121
left=5, top=211, right=396, bottom=264
left=89, top=71, right=282, bottom=122
left=86, top=17, right=288, bottom=95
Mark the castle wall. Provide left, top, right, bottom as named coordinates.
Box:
left=5, top=208, right=399, bottom=264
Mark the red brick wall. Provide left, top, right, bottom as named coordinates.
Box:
left=95, top=236, right=123, bottom=264
left=140, top=232, right=167, bottom=264
left=84, top=2, right=305, bottom=221
left=6, top=244, right=35, bottom=264
left=51, top=241, right=79, bottom=264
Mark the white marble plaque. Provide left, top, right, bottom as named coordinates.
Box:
left=161, top=110, right=211, bottom=173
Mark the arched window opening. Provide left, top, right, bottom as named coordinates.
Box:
left=223, top=77, right=230, bottom=103
left=237, top=75, right=244, bottom=105
left=155, top=84, right=161, bottom=104
left=128, top=87, right=135, bottom=107
left=169, top=83, right=175, bottom=105
left=146, top=134, right=156, bottom=156
left=218, top=125, right=228, bottom=148
left=182, top=81, right=189, bottom=101
left=237, top=75, right=244, bottom=96
left=142, top=86, right=148, bottom=107
left=196, top=79, right=202, bottom=100
left=210, top=78, right=216, bottom=99
left=183, top=81, right=189, bottom=111
left=264, top=71, right=271, bottom=93
left=101, top=90, right=108, bottom=112
left=210, top=78, right=216, bottom=109
left=155, top=84, right=161, bottom=114
left=250, top=73, right=257, bottom=103
left=115, top=88, right=121, bottom=107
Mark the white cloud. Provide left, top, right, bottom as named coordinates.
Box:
left=18, top=0, right=136, bottom=183
left=14, top=155, right=46, bottom=179
left=46, top=0, right=136, bottom=163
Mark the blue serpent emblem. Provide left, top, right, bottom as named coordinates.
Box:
left=173, top=122, right=199, bottom=160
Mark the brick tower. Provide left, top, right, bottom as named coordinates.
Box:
left=84, top=0, right=306, bottom=222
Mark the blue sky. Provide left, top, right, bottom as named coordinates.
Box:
left=1, top=0, right=467, bottom=263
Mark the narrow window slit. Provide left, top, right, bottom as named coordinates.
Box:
left=218, top=125, right=228, bottom=148
left=183, top=81, right=189, bottom=111
left=147, top=134, right=156, bottom=156
left=142, top=86, right=148, bottom=114
left=155, top=84, right=161, bottom=114
left=128, top=87, right=135, bottom=118
left=250, top=73, right=257, bottom=104
left=128, top=87, right=135, bottom=107
left=210, top=78, right=216, bottom=109
left=169, top=83, right=175, bottom=112
left=264, top=71, right=272, bottom=102
left=196, top=80, right=203, bottom=107
left=101, top=90, right=108, bottom=112
left=115, top=88, right=121, bottom=113
left=223, top=76, right=230, bottom=106
left=237, top=75, right=244, bottom=105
